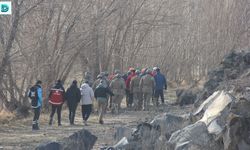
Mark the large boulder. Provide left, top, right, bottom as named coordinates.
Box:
left=150, top=113, right=191, bottom=140
left=195, top=51, right=250, bottom=105
left=176, top=89, right=197, bottom=106
left=113, top=113, right=192, bottom=150
left=36, top=129, right=97, bottom=150
left=194, top=91, right=235, bottom=138
left=223, top=114, right=250, bottom=150
left=166, top=122, right=223, bottom=150
left=151, top=113, right=192, bottom=150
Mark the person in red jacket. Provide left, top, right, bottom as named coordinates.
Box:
left=48, top=80, right=65, bottom=126
left=125, top=68, right=136, bottom=108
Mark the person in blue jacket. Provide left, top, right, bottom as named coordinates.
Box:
left=28, top=80, right=43, bottom=130
left=153, top=67, right=167, bottom=105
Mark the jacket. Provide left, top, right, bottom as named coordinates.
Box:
left=125, top=72, right=136, bottom=90
left=36, top=85, right=43, bottom=108
left=49, top=83, right=65, bottom=105
left=130, top=75, right=141, bottom=93
left=80, top=83, right=94, bottom=105
left=65, top=83, right=81, bottom=106
left=94, top=85, right=114, bottom=99
left=154, top=72, right=167, bottom=90
left=139, top=74, right=155, bottom=94
left=29, top=84, right=42, bottom=108
left=110, top=77, right=126, bottom=95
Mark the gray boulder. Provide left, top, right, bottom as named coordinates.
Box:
left=62, top=129, right=97, bottom=150
left=150, top=113, right=191, bottom=140
left=36, top=142, right=62, bottom=150
left=221, top=51, right=243, bottom=68
left=36, top=129, right=97, bottom=150
left=243, top=52, right=250, bottom=65
left=176, top=89, right=197, bottom=106
left=114, top=127, right=133, bottom=143
left=166, top=122, right=223, bottom=150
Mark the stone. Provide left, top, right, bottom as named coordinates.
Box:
left=36, top=129, right=97, bottom=150
left=150, top=113, right=191, bottom=140
left=36, top=142, right=61, bottom=150
left=62, top=129, right=97, bottom=150
left=176, top=89, right=197, bottom=106
left=166, top=122, right=223, bottom=150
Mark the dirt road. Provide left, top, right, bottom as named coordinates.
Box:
left=0, top=89, right=191, bottom=150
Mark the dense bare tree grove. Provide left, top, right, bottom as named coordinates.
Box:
left=0, top=0, right=249, bottom=112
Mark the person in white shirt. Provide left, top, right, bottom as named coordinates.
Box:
left=80, top=81, right=94, bottom=125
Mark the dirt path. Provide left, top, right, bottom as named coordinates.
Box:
left=0, top=89, right=192, bottom=150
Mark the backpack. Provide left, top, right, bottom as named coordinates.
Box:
left=29, top=86, right=38, bottom=107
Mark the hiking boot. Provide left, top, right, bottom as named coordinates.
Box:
left=35, top=123, right=40, bottom=130
left=49, top=118, right=53, bottom=126
left=58, top=123, right=62, bottom=126
left=32, top=124, right=36, bottom=130
left=84, top=120, right=88, bottom=126
left=32, top=123, right=39, bottom=130
left=99, top=120, right=104, bottom=124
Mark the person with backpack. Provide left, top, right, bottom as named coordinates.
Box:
left=28, top=80, right=42, bottom=130
left=130, top=70, right=142, bottom=110
left=139, top=70, right=155, bottom=111
left=48, top=80, right=65, bottom=126
left=65, top=80, right=81, bottom=125
left=109, top=73, right=126, bottom=113
left=125, top=68, right=136, bottom=108
left=94, top=80, right=114, bottom=124
left=80, top=81, right=94, bottom=126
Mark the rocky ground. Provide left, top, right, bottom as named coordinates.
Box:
left=0, top=89, right=189, bottom=150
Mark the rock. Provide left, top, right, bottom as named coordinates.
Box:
left=203, top=79, right=220, bottom=94
left=194, top=91, right=235, bottom=140
left=151, top=113, right=192, bottom=150
left=166, top=122, right=223, bottom=150
left=114, top=113, right=192, bottom=150
left=194, top=51, right=250, bottom=105
left=36, top=129, right=97, bottom=150
left=150, top=113, right=191, bottom=140
left=224, top=69, right=239, bottom=80
left=117, top=122, right=161, bottom=150
left=36, top=142, right=62, bottom=150
left=223, top=114, right=250, bottom=150
left=208, top=68, right=224, bottom=82
left=221, top=51, right=243, bottom=68
left=176, top=89, right=197, bottom=106
left=243, top=52, right=250, bottom=65
left=114, top=127, right=133, bottom=142
left=62, top=129, right=97, bottom=150
left=231, top=98, right=250, bottom=118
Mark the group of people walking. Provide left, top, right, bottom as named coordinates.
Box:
left=28, top=67, right=167, bottom=130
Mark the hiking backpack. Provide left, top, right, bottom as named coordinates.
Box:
left=28, top=86, right=38, bottom=107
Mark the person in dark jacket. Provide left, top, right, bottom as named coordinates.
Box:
left=153, top=67, right=167, bottom=105
left=48, top=80, right=65, bottom=126
left=28, top=80, right=42, bottom=130
left=65, top=80, right=81, bottom=125
left=94, top=80, right=114, bottom=124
